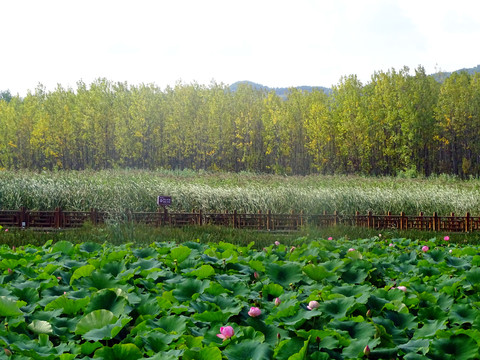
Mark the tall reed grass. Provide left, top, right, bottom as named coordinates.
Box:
left=1, top=169, right=480, bottom=216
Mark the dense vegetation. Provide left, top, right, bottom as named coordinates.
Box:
left=2, top=170, right=480, bottom=216
left=0, top=234, right=478, bottom=359
left=1, top=66, right=480, bottom=177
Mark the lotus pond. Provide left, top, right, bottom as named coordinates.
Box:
left=0, top=235, right=480, bottom=359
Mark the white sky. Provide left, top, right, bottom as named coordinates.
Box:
left=2, top=0, right=480, bottom=96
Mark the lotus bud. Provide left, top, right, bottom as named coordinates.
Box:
left=254, top=271, right=259, bottom=280
left=316, top=336, right=321, bottom=343
left=277, top=333, right=281, bottom=340
left=397, top=286, right=407, bottom=292
left=274, top=297, right=281, bottom=306
left=7, top=268, right=12, bottom=275
left=4, top=348, right=12, bottom=356
left=366, top=309, right=372, bottom=317
left=248, top=307, right=261, bottom=317
left=348, top=248, right=355, bottom=252
left=364, top=345, right=370, bottom=356
left=307, top=300, right=320, bottom=310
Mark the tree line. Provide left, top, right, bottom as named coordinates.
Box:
left=1, top=66, right=480, bottom=177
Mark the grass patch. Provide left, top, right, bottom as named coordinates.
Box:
left=1, top=223, right=479, bottom=248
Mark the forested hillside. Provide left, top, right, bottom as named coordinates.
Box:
left=1, top=65, right=480, bottom=177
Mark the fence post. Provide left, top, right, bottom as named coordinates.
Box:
left=433, top=212, right=437, bottom=231
left=367, top=211, right=372, bottom=228
left=334, top=210, right=338, bottom=226
left=465, top=212, right=470, bottom=232
left=267, top=210, right=272, bottom=231
left=400, top=211, right=405, bottom=230
left=89, top=208, right=97, bottom=225
left=258, top=210, right=262, bottom=230
left=198, top=210, right=203, bottom=226
left=54, top=207, right=62, bottom=228
left=20, top=207, right=27, bottom=228
left=233, top=210, right=237, bottom=229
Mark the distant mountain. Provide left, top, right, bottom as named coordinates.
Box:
left=229, top=81, right=332, bottom=98
left=432, top=64, right=480, bottom=82
left=231, top=65, right=480, bottom=96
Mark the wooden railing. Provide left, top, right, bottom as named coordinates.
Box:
left=0, top=207, right=479, bottom=232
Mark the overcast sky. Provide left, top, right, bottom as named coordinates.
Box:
left=2, top=0, right=480, bottom=96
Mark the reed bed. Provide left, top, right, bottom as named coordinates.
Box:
left=1, top=169, right=480, bottom=217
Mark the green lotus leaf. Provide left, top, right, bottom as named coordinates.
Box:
left=70, top=264, right=95, bottom=285
left=330, top=320, right=376, bottom=340
left=465, top=267, right=480, bottom=285
left=75, top=309, right=131, bottom=341
left=185, top=264, right=215, bottom=279
left=81, top=271, right=119, bottom=290
left=75, top=309, right=116, bottom=335
left=94, top=343, right=143, bottom=360
left=101, top=261, right=126, bottom=277
left=418, top=306, right=449, bottom=322
left=143, top=332, right=177, bottom=352
left=303, top=264, right=336, bottom=282
left=342, top=337, right=381, bottom=359
left=339, top=261, right=371, bottom=284
left=425, top=249, right=446, bottom=263
left=183, top=346, right=223, bottom=360
left=157, top=315, right=188, bottom=334
left=262, top=283, right=284, bottom=298
left=28, top=320, right=53, bottom=334
left=131, top=258, right=163, bottom=271
left=1, top=258, right=28, bottom=270
left=51, top=241, right=74, bottom=255
left=385, top=310, right=417, bottom=330
left=413, top=319, right=447, bottom=339
left=173, top=278, right=209, bottom=302
left=288, top=338, right=310, bottom=360
left=445, top=256, right=470, bottom=270
left=249, top=259, right=265, bottom=273
left=133, top=247, right=157, bottom=258
left=398, top=339, right=430, bottom=355
left=266, top=263, right=303, bottom=288
left=194, top=310, right=233, bottom=323
left=331, top=284, right=371, bottom=304
left=169, top=246, right=192, bottom=263
left=318, top=297, right=356, bottom=319
left=0, top=296, right=25, bottom=317
left=429, top=333, right=478, bottom=360
left=449, top=304, right=477, bottom=325
left=80, top=341, right=103, bottom=355
left=79, top=242, right=102, bottom=254
left=223, top=340, right=273, bottom=360
left=86, top=289, right=127, bottom=317
left=45, top=295, right=89, bottom=315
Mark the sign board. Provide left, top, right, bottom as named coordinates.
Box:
left=157, top=196, right=172, bottom=206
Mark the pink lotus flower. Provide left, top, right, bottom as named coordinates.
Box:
left=347, top=248, right=355, bottom=252
left=389, top=243, right=394, bottom=247
left=444, top=236, right=450, bottom=241
left=307, top=300, right=320, bottom=310
left=421, top=245, right=429, bottom=252
left=274, top=241, right=280, bottom=246
left=396, top=286, right=407, bottom=292
left=290, top=246, right=296, bottom=253
left=328, top=237, right=333, bottom=240
left=274, top=297, right=281, bottom=306
left=5, top=229, right=8, bottom=232
left=248, top=307, right=261, bottom=317
left=217, top=326, right=234, bottom=341
left=449, top=249, right=453, bottom=253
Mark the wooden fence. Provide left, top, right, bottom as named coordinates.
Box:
left=1, top=207, right=480, bottom=232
